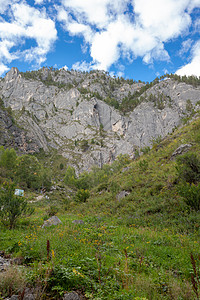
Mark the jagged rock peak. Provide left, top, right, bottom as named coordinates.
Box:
left=5, top=67, right=20, bottom=81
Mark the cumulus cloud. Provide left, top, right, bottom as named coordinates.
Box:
left=58, top=0, right=200, bottom=73
left=1, top=0, right=200, bottom=76
left=0, top=1, right=57, bottom=75
left=176, top=40, right=200, bottom=77
left=0, top=63, right=9, bottom=75
left=72, top=61, right=94, bottom=72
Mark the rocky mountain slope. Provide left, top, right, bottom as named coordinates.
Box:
left=0, top=67, right=200, bottom=171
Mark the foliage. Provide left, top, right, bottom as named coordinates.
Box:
left=2, top=111, right=200, bottom=298
left=150, top=135, right=162, bottom=147
left=141, top=146, right=150, bottom=155
left=138, top=160, right=148, bottom=172
left=0, top=147, right=17, bottom=170
left=64, top=154, right=131, bottom=191
left=46, top=205, right=59, bottom=217
left=74, top=189, right=90, bottom=202
left=64, top=166, right=77, bottom=187
left=178, top=183, right=200, bottom=211
left=176, top=153, right=200, bottom=184
left=0, top=266, right=26, bottom=298
left=15, top=155, right=42, bottom=189
left=0, top=181, right=34, bottom=229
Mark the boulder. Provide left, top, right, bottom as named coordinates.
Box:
left=42, top=216, right=62, bottom=228
left=171, top=144, right=192, bottom=160
left=63, top=292, right=81, bottom=300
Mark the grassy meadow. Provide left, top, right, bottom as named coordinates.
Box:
left=1, top=115, right=200, bottom=299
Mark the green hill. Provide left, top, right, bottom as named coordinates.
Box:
left=1, top=113, right=200, bottom=299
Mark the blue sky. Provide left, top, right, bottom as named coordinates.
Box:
left=0, top=0, right=200, bottom=82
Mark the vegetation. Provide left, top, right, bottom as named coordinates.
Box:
left=0, top=181, right=34, bottom=229
left=1, top=69, right=200, bottom=298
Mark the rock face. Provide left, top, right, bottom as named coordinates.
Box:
left=0, top=67, right=200, bottom=171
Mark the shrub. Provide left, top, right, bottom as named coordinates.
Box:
left=0, top=266, right=26, bottom=297
left=141, top=146, right=150, bottom=155
left=176, top=153, right=200, bottom=184
left=139, top=160, right=148, bottom=172
left=0, top=181, right=34, bottom=229
left=75, top=189, right=90, bottom=202
left=46, top=205, right=59, bottom=216
left=64, top=166, right=77, bottom=187
left=15, top=155, right=42, bottom=189
left=178, top=183, right=200, bottom=211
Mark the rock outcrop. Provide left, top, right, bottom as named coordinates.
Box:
left=0, top=67, right=200, bottom=171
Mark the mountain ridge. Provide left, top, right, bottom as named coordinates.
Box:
left=0, top=67, right=200, bottom=172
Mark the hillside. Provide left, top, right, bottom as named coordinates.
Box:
left=0, top=108, right=200, bottom=299
left=1, top=67, right=200, bottom=172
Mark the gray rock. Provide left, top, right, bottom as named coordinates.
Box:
left=24, top=294, right=35, bottom=300
left=72, top=220, right=84, bottom=224
left=1, top=67, right=200, bottom=173
left=63, top=292, right=81, bottom=300
left=0, top=255, right=10, bottom=272
left=42, top=216, right=62, bottom=228
left=171, top=144, right=192, bottom=160
left=116, top=191, right=130, bottom=201
left=10, top=296, right=18, bottom=300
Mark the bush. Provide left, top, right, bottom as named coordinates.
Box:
left=0, top=181, right=34, bottom=229
left=46, top=205, right=59, bottom=216
left=75, top=189, right=90, bottom=202
left=178, top=183, right=200, bottom=211
left=64, top=166, right=77, bottom=187
left=176, top=153, right=200, bottom=184
left=0, top=266, right=26, bottom=297
left=15, top=155, right=42, bottom=189
left=139, top=160, right=148, bottom=172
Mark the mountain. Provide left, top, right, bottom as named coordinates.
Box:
left=0, top=67, right=200, bottom=172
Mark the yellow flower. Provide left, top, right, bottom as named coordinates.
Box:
left=73, top=268, right=84, bottom=277
left=51, top=250, right=55, bottom=258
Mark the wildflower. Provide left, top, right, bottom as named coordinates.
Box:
left=51, top=250, right=55, bottom=258
left=73, top=268, right=84, bottom=277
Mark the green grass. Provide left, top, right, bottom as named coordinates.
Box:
left=1, top=115, right=200, bottom=299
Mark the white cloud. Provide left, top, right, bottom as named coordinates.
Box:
left=133, top=0, right=192, bottom=40
left=0, top=40, right=17, bottom=62
left=72, top=61, right=94, bottom=72
left=0, top=1, right=57, bottom=71
left=61, top=0, right=128, bottom=29
left=0, top=0, right=14, bottom=14
left=34, top=0, right=44, bottom=4
left=176, top=40, right=200, bottom=77
left=60, top=65, right=68, bottom=71
left=58, top=0, right=200, bottom=72
left=179, top=39, right=193, bottom=56
left=0, top=63, right=9, bottom=76
left=1, top=0, right=200, bottom=77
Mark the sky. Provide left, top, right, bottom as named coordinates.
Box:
left=0, top=0, right=200, bottom=82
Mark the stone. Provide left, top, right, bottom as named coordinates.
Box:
left=171, top=144, right=192, bottom=160
left=42, top=216, right=62, bottom=228
left=24, top=294, right=35, bottom=300
left=10, top=296, right=18, bottom=300
left=116, top=191, right=130, bottom=201
left=72, top=220, right=84, bottom=224
left=0, top=254, right=10, bottom=272
left=63, top=292, right=81, bottom=300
